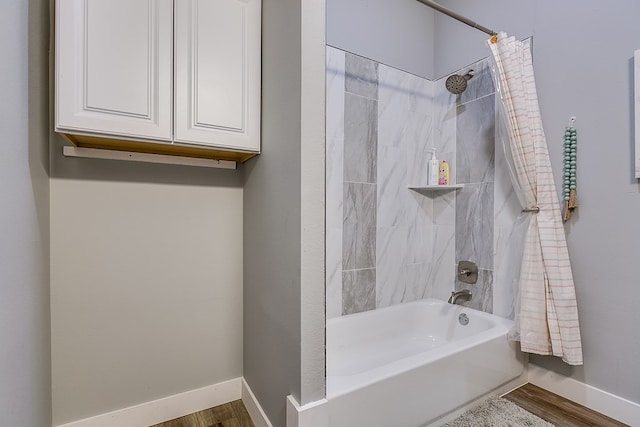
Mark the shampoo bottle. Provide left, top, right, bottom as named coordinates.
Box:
left=428, top=148, right=439, bottom=185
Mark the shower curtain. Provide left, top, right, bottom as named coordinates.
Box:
left=488, top=33, right=583, bottom=365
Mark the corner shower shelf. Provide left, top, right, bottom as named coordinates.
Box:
left=408, top=184, right=464, bottom=192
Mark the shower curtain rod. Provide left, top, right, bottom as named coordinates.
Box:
left=415, top=0, right=497, bottom=37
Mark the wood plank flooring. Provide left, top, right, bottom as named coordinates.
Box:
left=504, top=383, right=629, bottom=427
left=151, top=383, right=627, bottom=427
left=150, top=399, right=254, bottom=427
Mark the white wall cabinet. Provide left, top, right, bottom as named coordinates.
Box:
left=55, top=0, right=261, bottom=162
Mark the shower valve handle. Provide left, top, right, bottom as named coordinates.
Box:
left=457, top=261, right=478, bottom=284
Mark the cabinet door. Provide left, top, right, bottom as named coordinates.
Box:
left=56, top=0, right=173, bottom=141
left=174, top=0, right=261, bottom=152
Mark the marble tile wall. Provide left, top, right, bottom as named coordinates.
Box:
left=326, top=47, right=520, bottom=318
left=430, top=69, right=459, bottom=302
left=445, top=57, right=519, bottom=316
left=326, top=46, right=441, bottom=317
left=376, top=63, right=435, bottom=308
left=493, top=106, right=524, bottom=318
left=326, top=47, right=345, bottom=318
left=342, top=52, right=378, bottom=315
left=450, top=58, right=497, bottom=313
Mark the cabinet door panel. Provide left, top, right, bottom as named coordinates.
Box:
left=175, top=0, right=261, bottom=151
left=56, top=0, right=172, bottom=140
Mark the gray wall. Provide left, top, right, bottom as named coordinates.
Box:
left=243, top=0, right=302, bottom=425
left=433, top=1, right=536, bottom=78
left=0, top=0, right=52, bottom=425
left=327, top=0, right=436, bottom=79
left=435, top=0, right=640, bottom=405
left=50, top=30, right=244, bottom=427
left=50, top=153, right=244, bottom=424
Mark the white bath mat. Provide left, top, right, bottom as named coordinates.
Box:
left=441, top=396, right=554, bottom=427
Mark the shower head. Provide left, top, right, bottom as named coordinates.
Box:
left=445, top=70, right=475, bottom=95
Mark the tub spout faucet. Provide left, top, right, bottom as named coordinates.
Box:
left=448, top=289, right=472, bottom=304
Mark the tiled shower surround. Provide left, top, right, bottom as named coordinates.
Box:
left=326, top=46, right=520, bottom=319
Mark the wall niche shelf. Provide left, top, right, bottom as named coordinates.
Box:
left=408, top=184, right=464, bottom=192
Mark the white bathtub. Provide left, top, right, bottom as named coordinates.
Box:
left=326, top=298, right=525, bottom=427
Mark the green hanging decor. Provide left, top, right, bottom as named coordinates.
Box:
left=563, top=117, right=578, bottom=222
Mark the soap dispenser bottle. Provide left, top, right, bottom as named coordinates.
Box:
left=428, top=148, right=439, bottom=185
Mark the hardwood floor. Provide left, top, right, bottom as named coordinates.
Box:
left=152, top=383, right=627, bottom=427
left=504, top=383, right=629, bottom=427
left=150, top=400, right=254, bottom=427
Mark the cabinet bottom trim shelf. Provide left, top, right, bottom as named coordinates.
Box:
left=63, top=146, right=237, bottom=169
left=60, top=132, right=258, bottom=163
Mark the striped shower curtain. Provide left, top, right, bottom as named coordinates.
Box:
left=488, top=33, right=583, bottom=365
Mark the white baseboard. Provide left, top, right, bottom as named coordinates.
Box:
left=528, top=364, right=640, bottom=426
left=56, top=378, right=242, bottom=427
left=241, top=378, right=273, bottom=427
left=286, top=395, right=329, bottom=427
